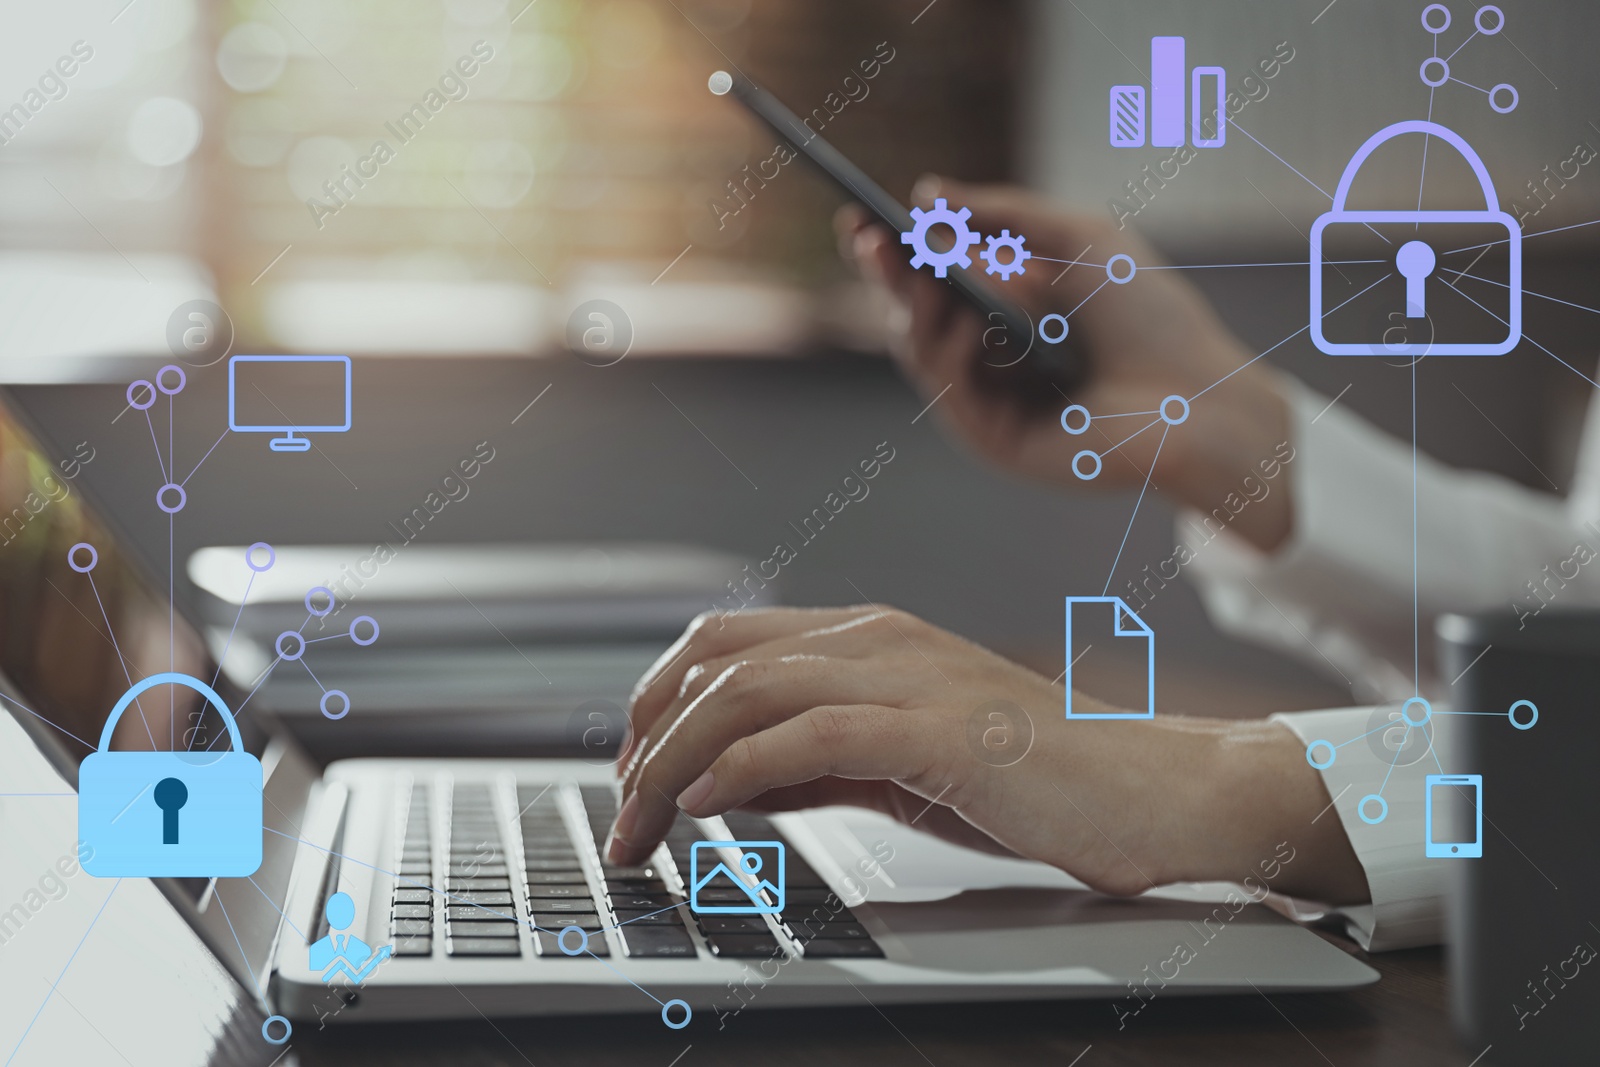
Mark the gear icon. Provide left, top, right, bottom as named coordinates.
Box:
left=979, top=229, right=1030, bottom=280
left=901, top=198, right=981, bottom=278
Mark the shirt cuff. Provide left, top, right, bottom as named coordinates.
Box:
left=1271, top=705, right=1454, bottom=951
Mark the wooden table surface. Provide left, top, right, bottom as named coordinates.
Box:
left=207, top=937, right=1462, bottom=1067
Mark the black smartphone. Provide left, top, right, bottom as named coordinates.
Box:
left=710, top=69, right=1087, bottom=397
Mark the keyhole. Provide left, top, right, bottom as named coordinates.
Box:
left=155, top=777, right=188, bottom=845
left=1396, top=240, right=1437, bottom=319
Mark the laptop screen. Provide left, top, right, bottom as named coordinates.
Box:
left=0, top=392, right=247, bottom=906
left=0, top=387, right=317, bottom=1007
left=0, top=393, right=217, bottom=749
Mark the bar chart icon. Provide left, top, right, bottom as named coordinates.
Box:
left=1108, top=37, right=1227, bottom=149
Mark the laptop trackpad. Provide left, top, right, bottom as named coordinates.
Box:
left=788, top=806, right=1087, bottom=903
left=784, top=807, right=1296, bottom=978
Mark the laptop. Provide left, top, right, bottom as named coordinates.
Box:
left=0, top=383, right=1376, bottom=1039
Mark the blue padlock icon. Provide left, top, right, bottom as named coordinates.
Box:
left=1310, top=119, right=1521, bottom=356
left=79, top=672, right=263, bottom=878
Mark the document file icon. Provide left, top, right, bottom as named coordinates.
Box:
left=1065, top=596, right=1154, bottom=719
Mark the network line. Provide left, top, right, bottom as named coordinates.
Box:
left=5, top=880, right=120, bottom=1067
left=1102, top=422, right=1171, bottom=596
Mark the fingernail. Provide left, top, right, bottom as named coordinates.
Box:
left=911, top=173, right=942, bottom=201
left=606, top=834, right=637, bottom=866
left=676, top=770, right=715, bottom=813
left=606, top=792, right=640, bottom=863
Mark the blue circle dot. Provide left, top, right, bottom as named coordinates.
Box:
left=662, top=998, right=692, bottom=1029
left=558, top=925, right=589, bottom=956
left=1305, top=740, right=1336, bottom=770
left=261, top=1015, right=292, bottom=1044
left=1358, top=794, right=1388, bottom=825
left=1508, top=699, right=1537, bottom=730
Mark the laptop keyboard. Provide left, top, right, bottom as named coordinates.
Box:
left=385, top=777, right=885, bottom=962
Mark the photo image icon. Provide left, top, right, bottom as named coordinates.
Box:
left=688, top=840, right=785, bottom=915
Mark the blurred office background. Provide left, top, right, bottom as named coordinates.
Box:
left=3, top=0, right=1597, bottom=714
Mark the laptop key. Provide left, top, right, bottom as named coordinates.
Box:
left=392, top=889, right=434, bottom=904
left=604, top=878, right=671, bottom=894
left=599, top=866, right=658, bottom=880
left=618, top=926, right=698, bottom=958
left=612, top=908, right=685, bottom=927
left=706, top=934, right=785, bottom=958
left=789, top=921, right=872, bottom=940
left=534, top=931, right=610, bottom=957
left=447, top=877, right=511, bottom=890
left=447, top=937, right=522, bottom=957
left=446, top=890, right=513, bottom=905
left=447, top=921, right=520, bottom=938
left=390, top=904, right=432, bottom=920
left=696, top=915, right=772, bottom=934
left=524, top=861, right=586, bottom=874
left=392, top=919, right=433, bottom=936
left=524, top=885, right=590, bottom=899
left=525, top=872, right=589, bottom=886
left=446, top=906, right=517, bottom=922
left=800, top=938, right=885, bottom=958
left=694, top=887, right=772, bottom=904
left=393, top=936, right=433, bottom=957
left=528, top=898, right=596, bottom=914
left=532, top=913, right=605, bottom=930
left=611, top=894, right=677, bottom=910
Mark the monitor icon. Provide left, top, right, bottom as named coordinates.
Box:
left=228, top=354, right=352, bottom=452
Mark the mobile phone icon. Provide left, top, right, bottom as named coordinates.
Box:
left=1425, top=774, right=1483, bottom=858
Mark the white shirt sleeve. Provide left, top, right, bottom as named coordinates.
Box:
left=1185, top=376, right=1600, bottom=698
left=1270, top=704, right=1458, bottom=951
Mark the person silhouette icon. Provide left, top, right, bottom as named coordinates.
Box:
left=308, top=891, right=392, bottom=985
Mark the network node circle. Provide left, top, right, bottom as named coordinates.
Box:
left=276, top=631, right=306, bottom=661
left=156, top=483, right=187, bottom=514
left=1400, top=696, right=1431, bottom=727
left=68, top=543, right=99, bottom=573
left=558, top=925, right=589, bottom=956
left=1071, top=450, right=1102, bottom=481
left=246, top=542, right=276, bottom=572
left=661, top=998, right=692, bottom=1030
left=1305, top=739, right=1336, bottom=770
left=1420, top=3, right=1451, bottom=33
left=1039, top=313, right=1070, bottom=344
left=350, top=615, right=380, bottom=646
left=1508, top=699, right=1538, bottom=730
left=306, top=585, right=335, bottom=617
left=707, top=70, right=733, bottom=96
left=321, top=690, right=350, bottom=720
left=155, top=364, right=187, bottom=395
left=1475, top=5, right=1504, bottom=34
left=1159, top=395, right=1190, bottom=426
left=1358, top=794, right=1389, bottom=825
left=1105, top=254, right=1138, bottom=285
left=1419, top=57, right=1450, bottom=88
left=1489, top=84, right=1518, bottom=114
left=1060, top=404, right=1091, bottom=435
left=127, top=380, right=157, bottom=411
left=261, top=1015, right=292, bottom=1044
